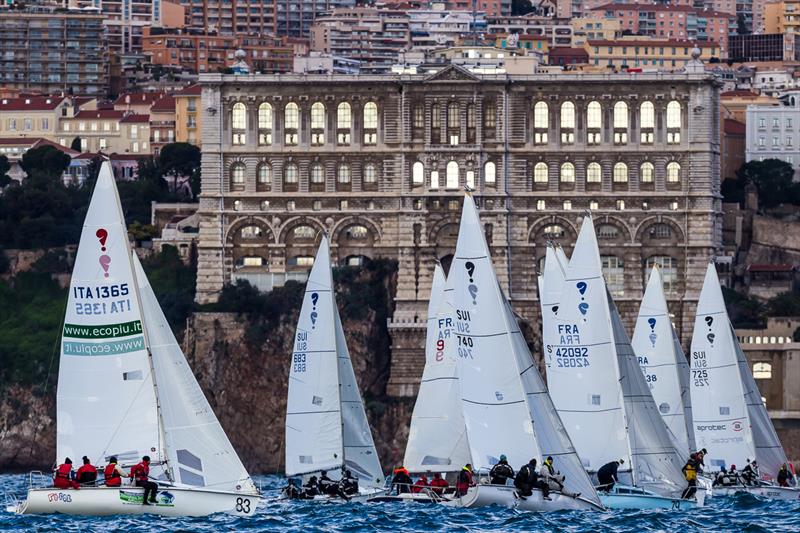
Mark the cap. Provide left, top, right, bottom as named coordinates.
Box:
left=499, top=454, right=507, bottom=462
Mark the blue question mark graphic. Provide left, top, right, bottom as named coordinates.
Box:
left=310, top=311, right=318, bottom=329
left=647, top=318, right=658, bottom=347
left=465, top=262, right=478, bottom=304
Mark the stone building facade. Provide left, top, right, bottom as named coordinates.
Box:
left=196, top=65, right=722, bottom=397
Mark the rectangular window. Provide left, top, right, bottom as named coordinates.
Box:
left=130, top=125, right=138, bottom=139
left=99, top=138, right=107, bottom=149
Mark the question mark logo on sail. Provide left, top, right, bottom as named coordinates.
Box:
left=465, top=261, right=478, bottom=304
left=648, top=318, right=657, bottom=347
left=576, top=282, right=589, bottom=316
left=95, top=228, right=108, bottom=251
left=98, top=255, right=111, bottom=278
left=705, top=316, right=713, bottom=329
left=310, top=311, right=318, bottom=330
left=311, top=292, right=318, bottom=310
left=707, top=333, right=715, bottom=345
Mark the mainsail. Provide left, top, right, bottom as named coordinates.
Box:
left=57, top=162, right=162, bottom=470
left=133, top=254, right=255, bottom=492
left=690, top=264, right=788, bottom=480
left=285, top=236, right=383, bottom=488
left=631, top=266, right=695, bottom=456
left=404, top=264, right=470, bottom=472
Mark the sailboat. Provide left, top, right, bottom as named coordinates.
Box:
left=15, top=162, right=259, bottom=517
left=439, top=193, right=603, bottom=511
left=284, top=236, right=385, bottom=500
left=690, top=263, right=799, bottom=500
left=631, top=266, right=695, bottom=457
left=544, top=214, right=702, bottom=509
left=379, top=263, right=469, bottom=502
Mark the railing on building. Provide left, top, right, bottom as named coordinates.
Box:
left=232, top=270, right=309, bottom=292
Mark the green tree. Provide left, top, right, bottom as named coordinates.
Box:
left=70, top=136, right=82, bottom=152
left=736, top=159, right=796, bottom=210
left=722, top=287, right=766, bottom=328
left=721, top=178, right=745, bottom=205
left=511, top=0, right=536, bottom=15
left=0, top=154, right=12, bottom=188
left=158, top=142, right=201, bottom=198
left=20, top=145, right=71, bottom=181
left=766, top=291, right=800, bottom=317
left=141, top=245, right=196, bottom=333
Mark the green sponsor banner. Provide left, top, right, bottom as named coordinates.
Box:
left=63, top=320, right=142, bottom=339
left=63, top=336, right=146, bottom=356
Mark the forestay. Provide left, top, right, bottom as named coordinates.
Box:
left=451, top=195, right=543, bottom=471
left=285, top=236, right=343, bottom=477
left=631, top=266, right=695, bottom=456
left=57, top=162, right=163, bottom=471
left=404, top=264, right=470, bottom=473
left=133, top=254, right=255, bottom=492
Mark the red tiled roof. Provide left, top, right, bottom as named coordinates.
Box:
left=724, top=118, right=746, bottom=135
left=748, top=264, right=795, bottom=273
left=150, top=95, right=176, bottom=112
left=73, top=109, right=126, bottom=120
left=721, top=89, right=758, bottom=97
left=175, top=84, right=201, bottom=96
left=0, top=137, right=79, bottom=155
left=120, top=114, right=150, bottom=123
left=550, top=47, right=589, bottom=57
left=587, top=39, right=718, bottom=48
left=591, top=3, right=696, bottom=12
left=0, top=96, right=65, bottom=111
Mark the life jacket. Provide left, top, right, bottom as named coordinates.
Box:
left=456, top=468, right=472, bottom=490
left=131, top=461, right=150, bottom=482
left=105, top=464, right=122, bottom=486
left=684, top=461, right=698, bottom=481
left=430, top=478, right=448, bottom=488
left=55, top=463, right=72, bottom=480
left=544, top=462, right=555, bottom=476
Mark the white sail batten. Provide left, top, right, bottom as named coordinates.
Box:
left=631, top=266, right=695, bottom=456
left=57, top=162, right=162, bottom=469
left=691, top=264, right=788, bottom=480
left=285, top=236, right=343, bottom=477
left=404, top=265, right=470, bottom=473
left=132, top=254, right=255, bottom=492
left=546, top=216, right=631, bottom=474
left=451, top=195, right=542, bottom=471
left=334, top=304, right=385, bottom=488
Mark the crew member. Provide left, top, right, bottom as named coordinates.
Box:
left=489, top=455, right=514, bottom=486
left=778, top=464, right=795, bottom=487
left=742, top=459, right=760, bottom=486
left=455, top=464, right=475, bottom=497
left=76, top=456, right=98, bottom=486
left=318, top=470, right=338, bottom=495
left=53, top=458, right=80, bottom=489
left=104, top=456, right=126, bottom=488
left=302, top=475, right=321, bottom=498
left=712, top=466, right=728, bottom=487
left=514, top=459, right=550, bottom=501
left=681, top=454, right=699, bottom=499
left=411, top=474, right=429, bottom=494
left=337, top=469, right=359, bottom=500
left=429, top=473, right=449, bottom=496
left=597, top=459, right=624, bottom=492
left=541, top=456, right=580, bottom=498
left=130, top=455, right=158, bottom=505
left=694, top=448, right=707, bottom=475
left=391, top=466, right=413, bottom=494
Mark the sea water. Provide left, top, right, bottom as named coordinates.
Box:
left=2, top=473, right=799, bottom=532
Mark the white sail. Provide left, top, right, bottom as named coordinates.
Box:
left=538, top=244, right=566, bottom=373
left=451, top=194, right=542, bottom=471
left=631, top=266, right=695, bottom=456
left=57, top=162, right=162, bottom=469
left=132, top=254, right=255, bottom=493
left=546, top=216, right=631, bottom=475
left=334, top=303, right=385, bottom=488
left=285, top=236, right=343, bottom=477
left=690, top=264, right=788, bottom=480
left=404, top=264, right=470, bottom=473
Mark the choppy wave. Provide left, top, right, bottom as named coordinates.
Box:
left=2, top=474, right=799, bottom=532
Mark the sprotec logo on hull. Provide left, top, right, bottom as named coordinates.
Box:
left=119, top=490, right=176, bottom=507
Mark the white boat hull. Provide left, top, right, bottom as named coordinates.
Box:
left=598, top=485, right=704, bottom=510
left=279, top=487, right=386, bottom=503
left=15, top=486, right=260, bottom=517
left=367, top=490, right=453, bottom=504
left=713, top=485, right=800, bottom=501
left=442, top=484, right=603, bottom=511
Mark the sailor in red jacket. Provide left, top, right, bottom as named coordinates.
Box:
left=130, top=455, right=158, bottom=505
left=455, top=464, right=475, bottom=496
left=53, top=457, right=80, bottom=489
left=410, top=474, right=429, bottom=494
left=429, top=472, right=449, bottom=495
left=104, top=456, right=126, bottom=487
left=76, top=456, right=98, bottom=486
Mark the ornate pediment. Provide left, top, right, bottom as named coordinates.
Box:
left=424, top=64, right=480, bottom=83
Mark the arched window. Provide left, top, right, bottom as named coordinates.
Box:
left=640, top=162, right=654, bottom=183
left=597, top=224, right=619, bottom=239
left=601, top=255, right=625, bottom=296
left=484, top=161, right=496, bottom=184
left=232, top=102, right=246, bottom=145
left=666, top=161, right=681, bottom=183
left=293, top=225, right=316, bottom=239
left=446, top=161, right=459, bottom=189
left=613, top=162, right=628, bottom=183
left=560, top=102, right=575, bottom=144
left=230, top=162, right=245, bottom=190
left=412, top=161, right=424, bottom=185
left=345, top=225, right=369, bottom=240
left=534, top=162, right=548, bottom=183
left=363, top=101, right=378, bottom=145
left=310, top=102, right=325, bottom=146
left=257, top=163, right=271, bottom=190
left=466, top=170, right=475, bottom=189
left=447, top=102, right=460, bottom=145
left=543, top=224, right=565, bottom=239
left=586, top=162, right=601, bottom=183
left=258, top=102, right=273, bottom=145
left=364, top=162, right=377, bottom=184
left=667, top=101, right=681, bottom=144
left=284, top=103, right=299, bottom=145
left=587, top=101, right=602, bottom=129
left=284, top=163, right=298, bottom=184
left=613, top=101, right=628, bottom=129
left=534, top=101, right=548, bottom=144
left=337, top=164, right=351, bottom=183
left=310, top=163, right=324, bottom=184
left=753, top=362, right=772, bottom=379
left=640, top=101, right=654, bottom=144
left=649, top=223, right=673, bottom=239
left=337, top=102, right=351, bottom=145
left=560, top=162, right=575, bottom=183
left=240, top=225, right=263, bottom=239
left=645, top=256, right=678, bottom=295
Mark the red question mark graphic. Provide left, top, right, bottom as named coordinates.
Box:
left=99, top=255, right=111, bottom=278
left=96, top=228, right=108, bottom=251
